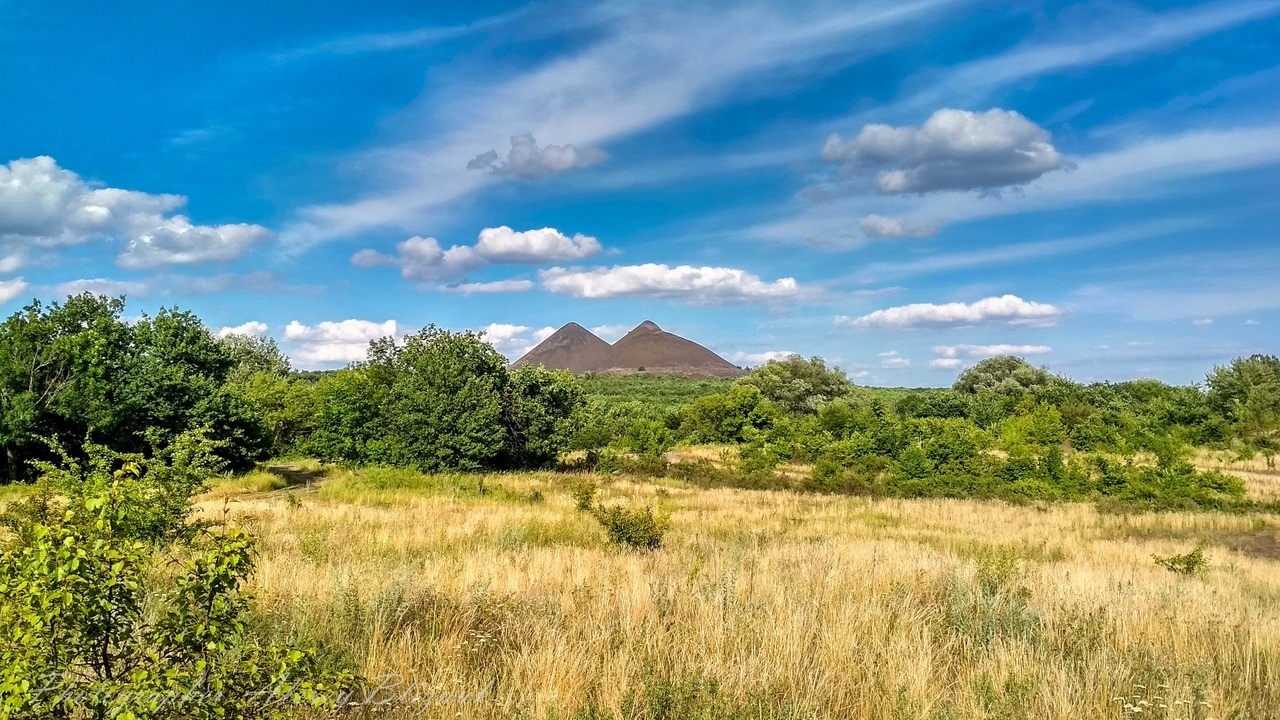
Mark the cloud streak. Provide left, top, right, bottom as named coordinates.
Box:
left=840, top=294, right=1063, bottom=329
left=281, top=0, right=969, bottom=248
left=539, top=263, right=800, bottom=304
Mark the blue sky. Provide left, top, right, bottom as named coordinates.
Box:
left=1, top=0, right=1277, bottom=384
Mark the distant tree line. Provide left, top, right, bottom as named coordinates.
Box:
left=1, top=294, right=1276, bottom=511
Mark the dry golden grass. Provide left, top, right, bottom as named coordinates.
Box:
left=196, top=468, right=1280, bottom=719
left=1196, top=449, right=1280, bottom=502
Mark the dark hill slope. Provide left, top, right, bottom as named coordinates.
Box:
left=510, top=322, right=615, bottom=374
left=607, top=321, right=746, bottom=378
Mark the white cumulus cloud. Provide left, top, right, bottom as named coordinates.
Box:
left=351, top=236, right=484, bottom=282
left=0, top=156, right=271, bottom=268
left=283, top=319, right=401, bottom=368
left=216, top=321, right=270, bottom=339
left=476, top=323, right=557, bottom=359
left=539, top=263, right=799, bottom=305
left=0, top=278, right=29, bottom=305
left=878, top=350, right=912, bottom=368
left=474, top=226, right=601, bottom=263
left=725, top=350, right=796, bottom=366
left=839, top=294, right=1063, bottom=329
left=590, top=324, right=632, bottom=343
left=467, top=133, right=606, bottom=180
left=859, top=214, right=941, bottom=238
left=118, top=218, right=272, bottom=269
left=352, top=225, right=599, bottom=285
left=822, top=108, right=1070, bottom=194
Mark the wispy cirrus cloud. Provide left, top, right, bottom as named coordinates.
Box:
left=280, top=0, right=971, bottom=249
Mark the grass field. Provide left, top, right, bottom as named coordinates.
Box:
left=197, top=462, right=1280, bottom=719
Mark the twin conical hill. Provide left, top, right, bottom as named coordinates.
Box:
left=510, top=320, right=746, bottom=378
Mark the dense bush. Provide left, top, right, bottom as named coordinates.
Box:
left=300, top=327, right=584, bottom=471
left=737, top=355, right=855, bottom=414
left=591, top=503, right=669, bottom=549
left=0, top=295, right=269, bottom=481
left=0, top=435, right=352, bottom=718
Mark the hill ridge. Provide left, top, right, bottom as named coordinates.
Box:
left=511, top=321, right=746, bottom=378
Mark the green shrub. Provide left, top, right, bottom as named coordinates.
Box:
left=570, top=477, right=598, bottom=512
left=624, top=418, right=675, bottom=457
left=0, top=441, right=352, bottom=718
left=591, top=503, right=669, bottom=550
left=1154, top=546, right=1209, bottom=575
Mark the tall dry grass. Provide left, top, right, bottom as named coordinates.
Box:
left=199, top=467, right=1280, bottom=719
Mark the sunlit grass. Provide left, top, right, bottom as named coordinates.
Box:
left=196, top=464, right=1280, bottom=719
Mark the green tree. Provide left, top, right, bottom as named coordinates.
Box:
left=624, top=418, right=675, bottom=458
left=504, top=366, right=585, bottom=468
left=953, top=356, right=1055, bottom=396
left=307, top=327, right=586, bottom=471
left=737, top=355, right=854, bottom=414
left=0, top=295, right=131, bottom=482
left=107, top=309, right=268, bottom=471
left=678, top=384, right=777, bottom=443
left=303, top=367, right=389, bottom=464
left=218, top=333, right=291, bottom=385
left=237, top=373, right=317, bottom=458
left=1207, top=355, right=1280, bottom=466
left=374, top=327, right=510, bottom=470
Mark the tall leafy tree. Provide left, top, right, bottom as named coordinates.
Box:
left=0, top=297, right=269, bottom=481
left=952, top=356, right=1055, bottom=395
left=0, top=295, right=131, bottom=482
left=1207, top=355, right=1280, bottom=466
left=737, top=355, right=854, bottom=415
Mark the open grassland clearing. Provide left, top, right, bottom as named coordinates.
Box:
left=198, top=465, right=1280, bottom=719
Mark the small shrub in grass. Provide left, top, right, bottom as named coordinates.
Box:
left=1154, top=546, right=1209, bottom=575
left=570, top=478, right=597, bottom=511
left=591, top=503, right=669, bottom=549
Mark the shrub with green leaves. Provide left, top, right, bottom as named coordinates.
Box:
left=1154, top=546, right=1209, bottom=575
left=570, top=477, right=598, bottom=512
left=0, top=437, right=353, bottom=718
left=591, top=503, right=669, bottom=550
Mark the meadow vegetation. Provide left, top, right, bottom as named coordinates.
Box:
left=1, top=293, right=1278, bottom=718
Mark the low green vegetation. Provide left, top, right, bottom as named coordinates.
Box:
left=0, top=433, right=352, bottom=717
left=1, top=294, right=1277, bottom=515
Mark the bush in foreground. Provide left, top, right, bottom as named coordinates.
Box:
left=0, top=436, right=352, bottom=718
